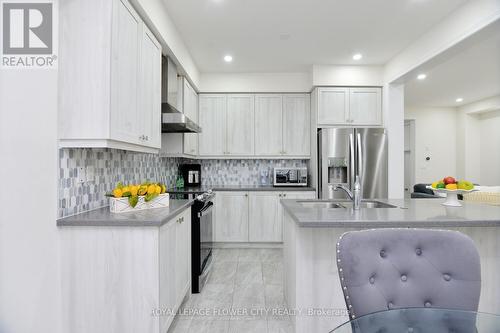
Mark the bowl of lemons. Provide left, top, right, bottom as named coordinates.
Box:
left=427, top=176, right=477, bottom=207
left=107, top=181, right=169, bottom=213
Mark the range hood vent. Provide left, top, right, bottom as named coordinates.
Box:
left=161, top=56, right=201, bottom=133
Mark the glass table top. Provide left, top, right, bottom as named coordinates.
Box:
left=330, top=308, right=500, bottom=333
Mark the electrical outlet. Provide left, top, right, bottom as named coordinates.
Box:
left=77, top=167, right=86, bottom=184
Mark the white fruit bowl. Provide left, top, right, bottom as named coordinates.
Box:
left=426, top=186, right=477, bottom=207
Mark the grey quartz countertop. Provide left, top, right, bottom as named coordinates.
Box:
left=57, top=199, right=194, bottom=227
left=281, top=198, right=500, bottom=228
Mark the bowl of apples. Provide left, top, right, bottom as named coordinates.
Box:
left=427, top=177, right=477, bottom=207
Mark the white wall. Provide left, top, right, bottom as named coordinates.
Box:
left=0, top=69, right=61, bottom=333
left=385, top=83, right=405, bottom=198
left=479, top=110, right=500, bottom=185
left=132, top=0, right=200, bottom=88
left=313, top=65, right=383, bottom=86
left=405, top=106, right=458, bottom=184
left=199, top=72, right=311, bottom=92
left=384, top=0, right=500, bottom=83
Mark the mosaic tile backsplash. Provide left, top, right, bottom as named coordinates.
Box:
left=58, top=148, right=181, bottom=218
left=199, top=159, right=307, bottom=186
left=58, top=148, right=308, bottom=217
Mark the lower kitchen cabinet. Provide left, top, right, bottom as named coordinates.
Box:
left=214, top=190, right=316, bottom=243
left=249, top=192, right=281, bottom=242
left=60, top=207, right=191, bottom=333
left=215, top=192, right=249, bottom=242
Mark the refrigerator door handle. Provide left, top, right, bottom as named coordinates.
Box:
left=356, top=132, right=362, bottom=181
left=349, top=133, right=355, bottom=189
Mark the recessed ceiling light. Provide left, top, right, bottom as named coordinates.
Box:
left=352, top=53, right=363, bottom=61
left=456, top=98, right=464, bottom=103
left=417, top=73, right=427, bottom=80
left=223, top=55, right=233, bottom=62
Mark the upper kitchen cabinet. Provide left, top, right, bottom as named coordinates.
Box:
left=183, top=80, right=199, bottom=156
left=59, top=0, right=162, bottom=153
left=283, top=94, right=311, bottom=156
left=199, top=93, right=310, bottom=158
left=255, top=94, right=283, bottom=156
left=226, top=95, right=255, bottom=156
left=317, top=88, right=349, bottom=125
left=198, top=95, right=226, bottom=156
left=198, top=94, right=256, bottom=157
left=315, top=87, right=382, bottom=126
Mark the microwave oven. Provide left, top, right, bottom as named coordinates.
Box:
left=273, top=167, right=308, bottom=186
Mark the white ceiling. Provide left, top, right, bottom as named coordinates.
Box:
left=162, top=0, right=469, bottom=73
left=404, top=21, right=500, bottom=108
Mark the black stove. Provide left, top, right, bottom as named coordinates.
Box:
left=190, top=190, right=214, bottom=293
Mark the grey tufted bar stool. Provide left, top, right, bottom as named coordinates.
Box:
left=336, top=228, right=481, bottom=320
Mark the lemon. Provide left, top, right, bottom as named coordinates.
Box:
left=147, top=184, right=156, bottom=195
left=431, top=181, right=439, bottom=189
left=155, top=185, right=162, bottom=195
left=130, top=186, right=138, bottom=196
left=445, top=183, right=458, bottom=190
left=113, top=188, right=123, bottom=198
left=160, top=184, right=166, bottom=194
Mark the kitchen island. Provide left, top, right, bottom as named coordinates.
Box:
left=57, top=199, right=194, bottom=333
left=281, top=198, right=500, bottom=333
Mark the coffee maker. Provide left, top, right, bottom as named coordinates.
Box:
left=179, top=164, right=201, bottom=187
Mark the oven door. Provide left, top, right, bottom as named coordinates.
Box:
left=198, top=201, right=213, bottom=275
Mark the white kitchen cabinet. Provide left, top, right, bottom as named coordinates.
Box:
left=215, top=192, right=249, bottom=242
left=199, top=95, right=226, bottom=156
left=59, top=0, right=162, bottom=153
left=139, top=24, right=162, bottom=149
left=109, top=0, right=142, bottom=146
left=283, top=94, right=311, bottom=156
left=249, top=192, right=281, bottom=242
left=173, top=208, right=191, bottom=306
left=255, top=95, right=283, bottom=156
left=199, top=93, right=310, bottom=158
left=160, top=207, right=191, bottom=332
left=315, top=87, right=382, bottom=126
left=349, top=87, right=382, bottom=125
left=226, top=95, right=255, bottom=156
left=214, top=190, right=316, bottom=243
left=159, top=219, right=177, bottom=333
left=183, top=80, right=199, bottom=156
left=317, top=88, right=349, bottom=125
left=60, top=207, right=192, bottom=333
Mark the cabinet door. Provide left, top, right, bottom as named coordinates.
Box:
left=277, top=191, right=316, bottom=238
left=348, top=88, right=382, bottom=125
left=175, top=209, right=191, bottom=305
left=317, top=88, right=349, bottom=125
left=159, top=220, right=177, bottom=333
left=226, top=95, right=255, bottom=155
left=139, top=24, right=162, bottom=148
left=249, top=192, right=281, bottom=242
left=254, top=95, right=283, bottom=156
left=283, top=94, right=310, bottom=156
left=215, top=192, right=249, bottom=242
left=183, top=80, right=198, bottom=155
left=110, top=0, right=142, bottom=144
left=199, top=95, right=226, bottom=156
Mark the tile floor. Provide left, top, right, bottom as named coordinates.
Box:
left=168, top=248, right=293, bottom=333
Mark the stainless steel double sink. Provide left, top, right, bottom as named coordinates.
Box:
left=297, top=200, right=397, bottom=209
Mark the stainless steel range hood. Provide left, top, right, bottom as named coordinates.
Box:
left=161, top=56, right=201, bottom=133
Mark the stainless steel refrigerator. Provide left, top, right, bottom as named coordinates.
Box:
left=318, top=128, right=388, bottom=199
